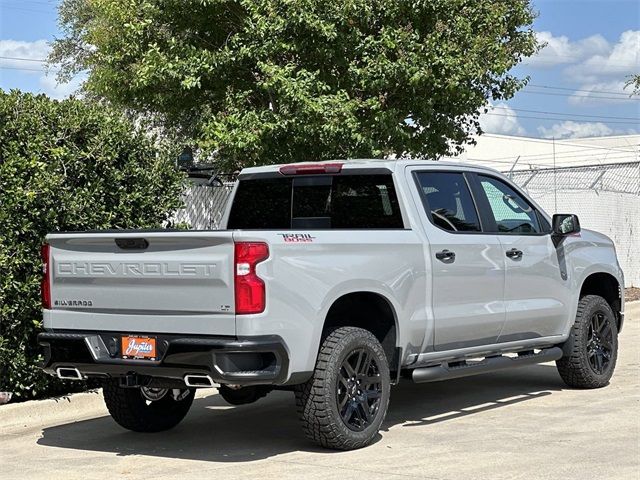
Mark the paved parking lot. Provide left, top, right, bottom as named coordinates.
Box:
left=2, top=302, right=639, bottom=480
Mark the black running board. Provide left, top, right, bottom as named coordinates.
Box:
left=411, top=347, right=563, bottom=383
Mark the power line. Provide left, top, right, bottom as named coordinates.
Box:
left=469, top=152, right=637, bottom=164
left=521, top=58, right=638, bottom=69
left=466, top=152, right=637, bottom=167
left=0, top=65, right=54, bottom=72
left=518, top=90, right=640, bottom=101
left=489, top=106, right=640, bottom=121
left=478, top=155, right=634, bottom=168
left=526, top=84, right=632, bottom=96
left=0, top=0, right=57, bottom=5
left=475, top=150, right=638, bottom=164
left=0, top=55, right=47, bottom=63
left=475, top=146, right=637, bottom=162
left=512, top=152, right=638, bottom=164
left=0, top=4, right=55, bottom=14
left=477, top=149, right=626, bottom=162
left=483, top=112, right=639, bottom=125
left=0, top=58, right=636, bottom=102
left=480, top=133, right=640, bottom=154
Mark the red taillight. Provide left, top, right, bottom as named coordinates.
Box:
left=279, top=163, right=343, bottom=175
left=41, top=243, right=51, bottom=309
left=234, top=242, right=269, bottom=314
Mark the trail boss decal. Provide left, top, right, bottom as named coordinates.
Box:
left=279, top=233, right=316, bottom=243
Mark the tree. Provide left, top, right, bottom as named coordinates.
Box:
left=52, top=0, right=539, bottom=170
left=0, top=90, right=184, bottom=400
left=626, top=75, right=640, bottom=96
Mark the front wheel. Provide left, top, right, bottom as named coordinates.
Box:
left=556, top=295, right=619, bottom=389
left=295, top=327, right=391, bottom=450
left=103, top=380, right=195, bottom=432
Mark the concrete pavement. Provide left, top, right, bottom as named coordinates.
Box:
left=2, top=303, right=639, bottom=480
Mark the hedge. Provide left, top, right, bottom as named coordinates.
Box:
left=0, top=90, right=185, bottom=400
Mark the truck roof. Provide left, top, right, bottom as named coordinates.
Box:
left=239, top=158, right=503, bottom=176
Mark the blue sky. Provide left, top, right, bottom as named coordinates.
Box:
left=1, top=0, right=638, bottom=139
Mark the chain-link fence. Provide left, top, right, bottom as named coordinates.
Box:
left=508, top=162, right=640, bottom=287
left=172, top=174, right=236, bottom=229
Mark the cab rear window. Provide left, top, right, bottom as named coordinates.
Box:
left=227, top=174, right=404, bottom=229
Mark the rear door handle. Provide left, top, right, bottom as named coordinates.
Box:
left=506, top=248, right=523, bottom=259
left=435, top=249, right=456, bottom=261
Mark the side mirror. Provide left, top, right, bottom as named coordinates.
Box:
left=552, top=214, right=581, bottom=236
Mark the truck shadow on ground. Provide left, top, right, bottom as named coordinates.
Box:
left=37, top=364, right=566, bottom=462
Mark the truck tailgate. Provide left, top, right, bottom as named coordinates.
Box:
left=44, top=231, right=236, bottom=336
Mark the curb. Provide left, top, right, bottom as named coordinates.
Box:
left=0, top=389, right=107, bottom=434
left=0, top=387, right=216, bottom=434
left=625, top=299, right=639, bottom=318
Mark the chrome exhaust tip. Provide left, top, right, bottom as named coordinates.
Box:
left=55, top=367, right=83, bottom=380
left=183, top=374, right=216, bottom=388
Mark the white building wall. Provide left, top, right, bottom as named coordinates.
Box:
left=456, top=133, right=639, bottom=170
left=526, top=189, right=640, bottom=288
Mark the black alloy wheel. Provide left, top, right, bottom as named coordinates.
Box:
left=587, top=311, right=614, bottom=375
left=337, top=348, right=383, bottom=431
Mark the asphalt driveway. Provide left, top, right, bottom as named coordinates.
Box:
left=2, top=302, right=639, bottom=480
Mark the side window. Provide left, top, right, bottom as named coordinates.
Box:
left=292, top=174, right=404, bottom=229
left=478, top=175, right=541, bottom=234
left=228, top=174, right=404, bottom=229
left=228, top=178, right=292, bottom=229
left=330, top=175, right=403, bottom=229
left=415, top=172, right=481, bottom=232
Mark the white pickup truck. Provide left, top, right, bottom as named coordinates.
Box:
left=39, top=159, right=624, bottom=450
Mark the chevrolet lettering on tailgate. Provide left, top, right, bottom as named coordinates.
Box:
left=56, top=261, right=218, bottom=277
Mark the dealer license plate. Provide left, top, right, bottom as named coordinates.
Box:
left=121, top=336, right=157, bottom=360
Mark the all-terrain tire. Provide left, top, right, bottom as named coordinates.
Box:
left=103, top=381, right=195, bottom=432
left=556, top=295, right=619, bottom=389
left=294, top=327, right=391, bottom=450
left=218, top=385, right=271, bottom=405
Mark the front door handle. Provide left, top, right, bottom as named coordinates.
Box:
left=435, top=249, right=456, bottom=261
left=506, top=248, right=523, bottom=259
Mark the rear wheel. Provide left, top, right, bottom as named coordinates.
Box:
left=103, top=380, right=195, bottom=432
left=295, top=327, right=390, bottom=450
left=557, top=295, right=619, bottom=389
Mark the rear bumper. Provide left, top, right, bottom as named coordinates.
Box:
left=38, top=330, right=290, bottom=386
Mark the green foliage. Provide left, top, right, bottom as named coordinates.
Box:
left=0, top=90, right=185, bottom=400
left=626, top=74, right=640, bottom=96
left=52, top=0, right=539, bottom=170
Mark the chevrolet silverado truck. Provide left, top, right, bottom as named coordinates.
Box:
left=39, top=159, right=624, bottom=450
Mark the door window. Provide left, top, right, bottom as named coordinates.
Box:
left=414, top=172, right=481, bottom=232
left=478, top=175, right=541, bottom=234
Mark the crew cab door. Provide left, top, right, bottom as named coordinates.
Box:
left=408, top=168, right=506, bottom=351
left=471, top=173, right=571, bottom=340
